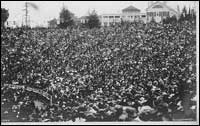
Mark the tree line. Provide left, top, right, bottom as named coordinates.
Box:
left=162, top=6, right=196, bottom=24
left=58, top=8, right=100, bottom=29
left=1, top=5, right=197, bottom=29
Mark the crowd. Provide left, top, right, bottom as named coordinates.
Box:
left=1, top=20, right=197, bottom=122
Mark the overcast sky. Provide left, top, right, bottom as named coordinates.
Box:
left=1, top=1, right=197, bottom=27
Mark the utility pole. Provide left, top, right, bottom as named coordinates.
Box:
left=23, top=2, right=31, bottom=27
left=25, top=2, right=28, bottom=27
left=22, top=2, right=39, bottom=28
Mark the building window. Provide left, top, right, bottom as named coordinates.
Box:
left=103, top=16, right=108, bottom=18
left=115, top=16, right=120, bottom=18
left=159, top=12, right=162, bottom=17
left=141, top=15, right=146, bottom=18
left=163, top=11, right=165, bottom=16
left=149, top=12, right=152, bottom=17
left=162, top=11, right=170, bottom=17
left=167, top=12, right=170, bottom=16
left=109, top=16, right=114, bottom=18
left=150, top=12, right=154, bottom=17
left=148, top=12, right=153, bottom=17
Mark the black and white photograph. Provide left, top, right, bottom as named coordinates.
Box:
left=1, top=1, right=199, bottom=125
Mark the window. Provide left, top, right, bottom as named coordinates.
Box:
left=115, top=16, right=120, bottom=18
left=163, top=11, right=166, bottom=16
left=163, top=11, right=170, bottom=17
left=109, top=16, right=114, bottom=18
left=149, top=12, right=152, bottom=16
left=151, top=12, right=153, bottom=16
left=154, top=12, right=156, bottom=16
left=103, top=16, right=108, bottom=18
left=159, top=12, right=162, bottom=17
left=141, top=15, right=146, bottom=18
left=167, top=12, right=170, bottom=16
left=150, top=12, right=154, bottom=16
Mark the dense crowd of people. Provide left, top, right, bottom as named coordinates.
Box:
left=1, top=20, right=197, bottom=122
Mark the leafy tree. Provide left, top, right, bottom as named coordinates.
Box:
left=86, top=10, right=101, bottom=29
left=179, top=6, right=187, bottom=22
left=1, top=8, right=9, bottom=28
left=178, top=6, right=196, bottom=23
left=182, top=6, right=187, bottom=17
left=59, top=7, right=74, bottom=28
left=185, top=7, right=191, bottom=20
left=191, top=9, right=196, bottom=22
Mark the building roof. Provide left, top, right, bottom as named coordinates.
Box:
left=101, top=13, right=122, bottom=16
left=79, top=16, right=88, bottom=19
left=146, top=1, right=177, bottom=14
left=122, top=5, right=141, bottom=12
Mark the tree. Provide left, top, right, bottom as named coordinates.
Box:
left=1, top=8, right=9, bottom=28
left=182, top=6, right=187, bottom=17
left=179, top=6, right=187, bottom=22
left=59, top=7, right=74, bottom=28
left=178, top=6, right=196, bottom=23
left=185, top=7, right=191, bottom=20
left=191, top=9, right=196, bottom=22
left=86, top=10, right=101, bottom=29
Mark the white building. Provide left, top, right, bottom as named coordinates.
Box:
left=146, top=1, right=179, bottom=23
left=5, top=21, right=20, bottom=28
left=121, top=5, right=141, bottom=22
left=101, top=5, right=145, bottom=26
left=86, top=1, right=179, bottom=26
left=100, top=13, right=122, bottom=26
left=79, top=16, right=89, bottom=24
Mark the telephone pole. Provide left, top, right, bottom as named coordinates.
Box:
left=23, top=2, right=30, bottom=27
left=25, top=2, right=28, bottom=27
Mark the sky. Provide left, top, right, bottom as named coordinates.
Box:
left=1, top=1, right=198, bottom=27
